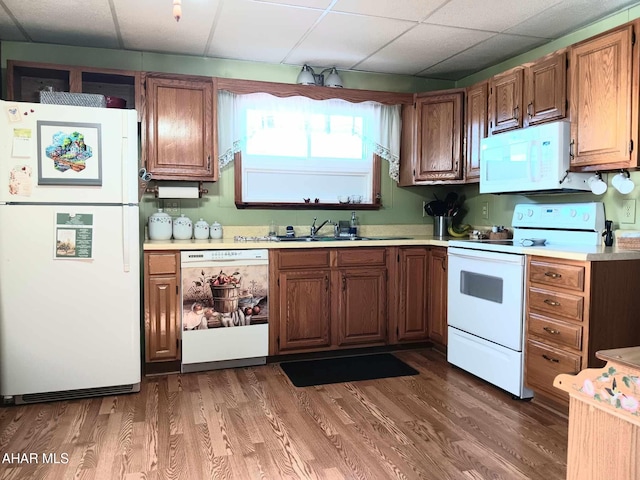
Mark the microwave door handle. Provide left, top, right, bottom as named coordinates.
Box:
left=529, top=140, right=540, bottom=181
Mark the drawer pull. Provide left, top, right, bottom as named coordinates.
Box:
left=544, top=272, right=562, bottom=279
left=543, top=299, right=561, bottom=307
left=542, top=354, right=560, bottom=363
left=543, top=326, right=560, bottom=335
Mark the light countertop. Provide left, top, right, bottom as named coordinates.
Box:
left=596, top=346, right=640, bottom=370
left=143, top=224, right=640, bottom=261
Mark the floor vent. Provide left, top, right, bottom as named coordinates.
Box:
left=15, top=383, right=140, bottom=405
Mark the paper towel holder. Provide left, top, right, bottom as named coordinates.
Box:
left=145, top=181, right=209, bottom=198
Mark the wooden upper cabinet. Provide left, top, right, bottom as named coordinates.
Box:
left=6, top=60, right=142, bottom=121
left=488, top=68, right=523, bottom=134
left=524, top=51, right=567, bottom=127
left=569, top=25, right=636, bottom=169
left=145, top=74, right=217, bottom=181
left=464, top=81, right=488, bottom=182
left=414, top=91, right=464, bottom=182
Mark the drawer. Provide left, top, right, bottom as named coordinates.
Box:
left=336, top=248, right=386, bottom=267
left=528, top=287, right=584, bottom=321
left=146, top=252, right=178, bottom=275
left=526, top=339, right=582, bottom=393
left=528, top=312, right=582, bottom=350
left=529, top=259, right=585, bottom=292
left=277, top=249, right=330, bottom=269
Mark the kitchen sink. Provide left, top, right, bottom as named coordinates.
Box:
left=275, top=235, right=412, bottom=242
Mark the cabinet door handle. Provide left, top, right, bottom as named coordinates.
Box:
left=207, top=155, right=211, bottom=171
left=543, top=299, right=561, bottom=307
left=513, top=105, right=519, bottom=120
left=325, top=275, right=329, bottom=291
left=543, top=326, right=560, bottom=335
left=544, top=272, right=562, bottom=279
left=342, top=275, right=346, bottom=291
left=542, top=354, right=560, bottom=363
left=569, top=140, right=575, bottom=159
left=527, top=102, right=533, bottom=119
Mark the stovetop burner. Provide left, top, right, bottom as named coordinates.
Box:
left=449, top=202, right=606, bottom=254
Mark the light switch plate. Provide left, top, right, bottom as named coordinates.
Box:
left=481, top=201, right=489, bottom=220
left=164, top=200, right=180, bottom=217
left=622, top=199, right=636, bottom=224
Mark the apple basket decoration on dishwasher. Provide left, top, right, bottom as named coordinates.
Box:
left=205, top=271, right=265, bottom=328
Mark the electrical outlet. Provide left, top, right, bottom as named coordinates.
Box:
left=481, top=201, right=489, bottom=220
left=422, top=200, right=427, bottom=217
left=622, top=199, right=636, bottom=224
left=164, top=200, right=180, bottom=217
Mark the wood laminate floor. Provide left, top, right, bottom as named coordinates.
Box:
left=0, top=349, right=568, bottom=479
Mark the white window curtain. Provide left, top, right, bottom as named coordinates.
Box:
left=217, top=91, right=402, bottom=182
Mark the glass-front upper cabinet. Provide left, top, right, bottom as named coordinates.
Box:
left=6, top=60, right=142, bottom=121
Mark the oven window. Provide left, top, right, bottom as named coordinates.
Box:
left=460, top=271, right=503, bottom=304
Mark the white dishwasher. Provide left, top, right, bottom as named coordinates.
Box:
left=180, top=249, right=269, bottom=373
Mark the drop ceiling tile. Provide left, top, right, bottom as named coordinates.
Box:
left=420, top=33, right=548, bottom=79
left=286, top=11, right=415, bottom=69
left=333, top=0, right=448, bottom=21
left=209, top=0, right=322, bottom=63
left=357, top=23, right=494, bottom=75
left=425, top=0, right=563, bottom=33
left=250, top=0, right=333, bottom=8
left=112, top=0, right=219, bottom=56
left=506, top=0, right=640, bottom=38
left=3, top=0, right=119, bottom=48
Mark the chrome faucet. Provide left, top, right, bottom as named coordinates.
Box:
left=310, top=217, right=334, bottom=237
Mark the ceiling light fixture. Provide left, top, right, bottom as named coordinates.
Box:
left=173, top=0, right=182, bottom=22
left=296, top=65, right=343, bottom=88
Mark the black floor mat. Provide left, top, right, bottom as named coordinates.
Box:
left=280, top=353, right=419, bottom=387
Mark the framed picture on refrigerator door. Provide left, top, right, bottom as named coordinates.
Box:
left=37, top=121, right=102, bottom=186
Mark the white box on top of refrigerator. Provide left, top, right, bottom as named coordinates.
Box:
left=0, top=100, right=141, bottom=404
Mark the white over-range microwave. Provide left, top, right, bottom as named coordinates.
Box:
left=479, top=121, right=593, bottom=194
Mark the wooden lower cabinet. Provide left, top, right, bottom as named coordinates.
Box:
left=337, top=267, right=387, bottom=346
left=276, top=268, right=332, bottom=352
left=396, top=247, right=430, bottom=342
left=271, top=248, right=388, bottom=354
left=144, top=251, right=181, bottom=365
left=427, top=247, right=448, bottom=347
left=525, top=256, right=640, bottom=407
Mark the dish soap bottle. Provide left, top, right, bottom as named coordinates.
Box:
left=349, top=211, right=358, bottom=237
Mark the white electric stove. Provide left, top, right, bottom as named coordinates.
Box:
left=446, top=202, right=605, bottom=399
left=449, top=202, right=606, bottom=253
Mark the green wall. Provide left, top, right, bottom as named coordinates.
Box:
left=1, top=41, right=459, bottom=230
left=4, top=1, right=640, bottom=232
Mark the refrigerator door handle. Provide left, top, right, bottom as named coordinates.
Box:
left=122, top=137, right=129, bottom=206
left=122, top=206, right=131, bottom=272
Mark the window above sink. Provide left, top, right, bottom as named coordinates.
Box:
left=216, top=79, right=411, bottom=210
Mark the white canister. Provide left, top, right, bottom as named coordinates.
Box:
left=210, top=221, right=223, bottom=239
left=194, top=218, right=210, bottom=240
left=148, top=208, right=172, bottom=240
left=173, top=214, right=193, bottom=240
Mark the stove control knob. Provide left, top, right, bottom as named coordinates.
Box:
left=583, top=212, right=590, bottom=221
left=527, top=208, right=534, bottom=217
left=570, top=209, right=577, bottom=217
left=516, top=212, right=523, bottom=220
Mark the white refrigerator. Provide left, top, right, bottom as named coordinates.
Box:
left=0, top=100, right=141, bottom=404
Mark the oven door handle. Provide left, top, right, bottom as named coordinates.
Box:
left=449, top=252, right=523, bottom=266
